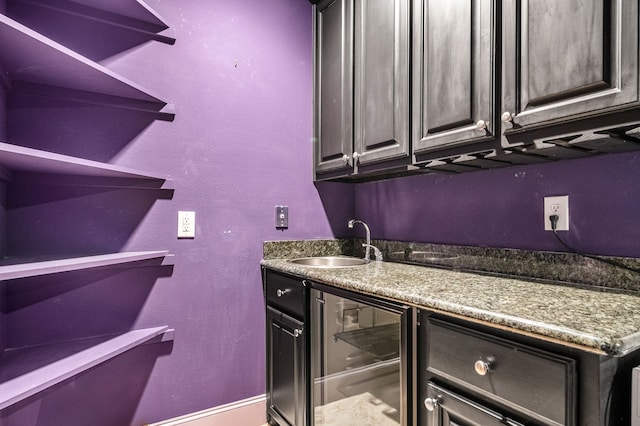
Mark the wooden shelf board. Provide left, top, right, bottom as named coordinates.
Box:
left=68, top=0, right=171, bottom=28
left=0, top=250, right=170, bottom=281
left=0, top=141, right=169, bottom=183
left=0, top=326, right=172, bottom=410
left=10, top=80, right=175, bottom=120
left=11, top=0, right=175, bottom=44
left=0, top=14, right=169, bottom=104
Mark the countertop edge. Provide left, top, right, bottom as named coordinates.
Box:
left=261, top=259, right=632, bottom=356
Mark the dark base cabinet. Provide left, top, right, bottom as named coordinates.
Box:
left=418, top=311, right=640, bottom=426
left=263, top=269, right=308, bottom=426
left=262, top=267, right=640, bottom=426
left=267, top=307, right=306, bottom=426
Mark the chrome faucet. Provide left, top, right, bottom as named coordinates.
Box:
left=348, top=219, right=381, bottom=262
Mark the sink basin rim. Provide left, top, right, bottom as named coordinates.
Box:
left=288, top=256, right=368, bottom=268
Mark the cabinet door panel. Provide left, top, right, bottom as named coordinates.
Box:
left=360, top=1, right=394, bottom=146
left=525, top=0, right=606, bottom=106
left=413, top=0, right=495, bottom=153
left=502, top=0, right=639, bottom=131
left=426, top=1, right=472, bottom=131
left=314, top=0, right=353, bottom=175
left=267, top=307, right=305, bottom=426
left=354, top=0, right=409, bottom=165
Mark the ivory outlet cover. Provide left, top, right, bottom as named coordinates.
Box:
left=178, top=211, right=196, bottom=238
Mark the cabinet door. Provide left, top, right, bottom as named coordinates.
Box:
left=353, top=0, right=410, bottom=167
left=412, top=0, right=495, bottom=154
left=267, top=307, right=306, bottom=426
left=314, top=0, right=354, bottom=176
left=501, top=0, right=639, bottom=134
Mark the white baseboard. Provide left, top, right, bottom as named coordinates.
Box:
left=148, top=394, right=266, bottom=426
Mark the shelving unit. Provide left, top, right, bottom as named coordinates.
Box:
left=0, top=326, right=173, bottom=410
left=0, top=0, right=176, bottom=417
left=0, top=13, right=174, bottom=118
left=0, top=140, right=173, bottom=188
left=0, top=250, right=171, bottom=281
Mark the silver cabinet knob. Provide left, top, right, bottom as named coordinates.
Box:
left=276, top=289, right=289, bottom=297
left=501, top=111, right=514, bottom=122
left=352, top=152, right=360, bottom=161
left=342, top=154, right=349, bottom=164
left=474, top=360, right=491, bottom=376
left=293, top=329, right=303, bottom=338
left=475, top=120, right=488, bottom=131
left=424, top=397, right=440, bottom=412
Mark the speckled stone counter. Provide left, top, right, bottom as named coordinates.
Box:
left=263, top=238, right=640, bottom=292
left=261, top=257, right=640, bottom=357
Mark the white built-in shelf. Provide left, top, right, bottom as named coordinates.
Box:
left=0, top=250, right=171, bottom=281
left=0, top=141, right=173, bottom=188
left=10, top=0, right=176, bottom=44
left=0, top=326, right=174, bottom=410
left=0, top=14, right=174, bottom=117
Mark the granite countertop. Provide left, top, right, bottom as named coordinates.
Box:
left=261, top=258, right=640, bottom=357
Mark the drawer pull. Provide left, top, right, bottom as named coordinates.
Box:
left=293, top=328, right=303, bottom=338
left=276, top=289, right=290, bottom=297
left=424, top=396, right=441, bottom=412
left=474, top=360, right=491, bottom=376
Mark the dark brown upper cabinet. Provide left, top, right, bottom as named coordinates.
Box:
left=313, top=0, right=640, bottom=181
left=353, top=0, right=410, bottom=170
left=501, top=0, right=639, bottom=144
left=314, top=0, right=410, bottom=180
left=412, top=0, right=496, bottom=156
left=314, top=0, right=353, bottom=177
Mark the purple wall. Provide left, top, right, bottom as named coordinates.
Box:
left=7, top=0, right=638, bottom=424
left=355, top=151, right=640, bottom=258
left=3, top=1, right=352, bottom=424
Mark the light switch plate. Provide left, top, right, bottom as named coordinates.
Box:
left=276, top=206, right=288, bottom=229
left=178, top=211, right=196, bottom=238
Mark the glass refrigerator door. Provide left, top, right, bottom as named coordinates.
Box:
left=311, top=289, right=404, bottom=426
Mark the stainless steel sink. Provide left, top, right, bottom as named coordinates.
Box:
left=288, top=256, right=368, bottom=268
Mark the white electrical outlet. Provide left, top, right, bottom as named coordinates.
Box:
left=178, top=211, right=196, bottom=238
left=543, top=196, right=569, bottom=231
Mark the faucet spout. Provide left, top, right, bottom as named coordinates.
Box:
left=348, top=219, right=372, bottom=261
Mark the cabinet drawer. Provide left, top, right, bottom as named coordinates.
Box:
left=426, top=382, right=524, bottom=426
left=425, top=319, right=575, bottom=426
left=265, top=270, right=305, bottom=318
